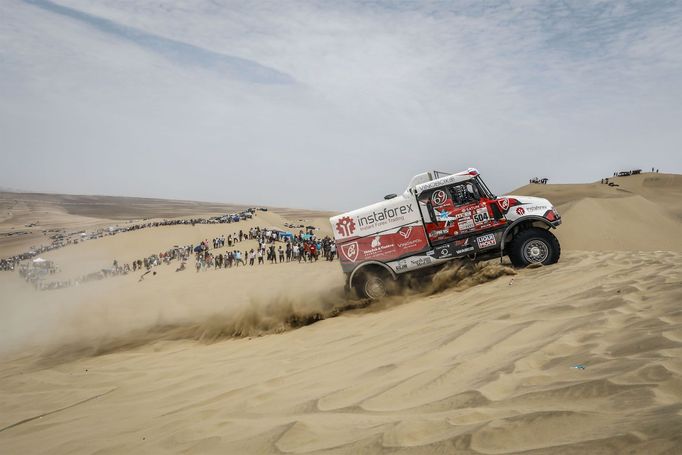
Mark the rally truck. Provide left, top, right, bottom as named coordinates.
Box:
left=330, top=168, right=561, bottom=299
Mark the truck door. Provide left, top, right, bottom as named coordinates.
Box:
left=418, top=180, right=506, bottom=246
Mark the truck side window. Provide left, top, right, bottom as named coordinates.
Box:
left=449, top=183, right=479, bottom=206
left=417, top=191, right=436, bottom=222
left=467, top=182, right=481, bottom=200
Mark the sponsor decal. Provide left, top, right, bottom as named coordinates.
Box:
left=341, top=241, right=359, bottom=262
left=409, top=256, right=432, bottom=267
left=455, top=246, right=475, bottom=255
left=515, top=207, right=525, bottom=216
left=499, top=198, right=509, bottom=211
left=458, top=218, right=475, bottom=231
left=339, top=225, right=429, bottom=265
left=436, top=209, right=452, bottom=222
left=431, top=190, right=448, bottom=206
left=416, top=174, right=470, bottom=192
left=428, top=244, right=455, bottom=259
left=436, top=245, right=453, bottom=259
left=357, top=204, right=414, bottom=228
left=395, top=259, right=408, bottom=272
left=525, top=205, right=548, bottom=212
left=429, top=228, right=449, bottom=238
left=399, top=226, right=413, bottom=239
left=476, top=233, right=497, bottom=249
left=335, top=216, right=356, bottom=237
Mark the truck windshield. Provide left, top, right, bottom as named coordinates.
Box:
left=475, top=176, right=496, bottom=199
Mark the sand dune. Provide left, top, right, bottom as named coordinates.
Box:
left=510, top=172, right=682, bottom=251
left=1, top=173, right=682, bottom=454
left=554, top=195, right=682, bottom=251
left=511, top=172, right=682, bottom=211
left=1, top=251, right=681, bottom=453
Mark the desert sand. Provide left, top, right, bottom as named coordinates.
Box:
left=1, top=172, right=681, bottom=454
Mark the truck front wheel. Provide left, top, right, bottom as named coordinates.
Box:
left=508, top=228, right=561, bottom=267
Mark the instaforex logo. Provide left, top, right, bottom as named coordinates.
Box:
left=357, top=204, right=414, bottom=229
left=335, top=216, right=356, bottom=237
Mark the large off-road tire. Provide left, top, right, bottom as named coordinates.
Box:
left=354, top=268, right=394, bottom=300
left=508, top=228, right=561, bottom=267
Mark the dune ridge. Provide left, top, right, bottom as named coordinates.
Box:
left=510, top=172, right=682, bottom=252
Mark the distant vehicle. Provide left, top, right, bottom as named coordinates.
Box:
left=330, top=168, right=562, bottom=299
left=616, top=169, right=642, bottom=177
left=259, top=207, right=268, bottom=211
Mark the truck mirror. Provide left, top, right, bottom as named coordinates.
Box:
left=384, top=194, right=397, bottom=200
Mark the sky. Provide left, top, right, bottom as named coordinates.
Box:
left=1, top=0, right=681, bottom=211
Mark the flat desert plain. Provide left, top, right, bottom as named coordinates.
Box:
left=1, top=172, right=681, bottom=454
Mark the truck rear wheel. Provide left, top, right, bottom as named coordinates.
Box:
left=508, top=228, right=560, bottom=267
left=355, top=268, right=393, bottom=300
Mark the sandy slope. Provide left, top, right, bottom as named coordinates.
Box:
left=510, top=172, right=682, bottom=251
left=1, top=252, right=681, bottom=453
left=1, top=173, right=682, bottom=454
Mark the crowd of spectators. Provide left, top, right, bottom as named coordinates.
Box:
left=0, top=210, right=259, bottom=272
left=192, top=227, right=336, bottom=272
left=9, top=223, right=336, bottom=291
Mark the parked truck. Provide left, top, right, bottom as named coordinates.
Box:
left=330, top=168, right=561, bottom=299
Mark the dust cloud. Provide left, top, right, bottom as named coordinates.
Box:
left=2, top=260, right=516, bottom=367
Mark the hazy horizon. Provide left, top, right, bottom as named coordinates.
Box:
left=2, top=0, right=681, bottom=211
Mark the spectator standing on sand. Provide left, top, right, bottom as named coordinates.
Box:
left=329, top=242, right=336, bottom=261
left=249, top=249, right=255, bottom=266
left=301, top=242, right=309, bottom=262
left=257, top=248, right=264, bottom=265
left=278, top=246, right=284, bottom=263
